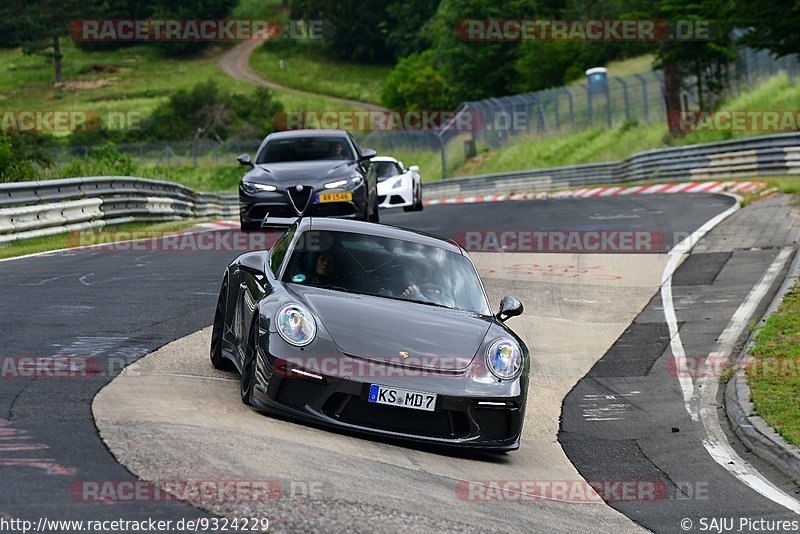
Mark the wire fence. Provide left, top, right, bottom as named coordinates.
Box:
left=53, top=47, right=799, bottom=179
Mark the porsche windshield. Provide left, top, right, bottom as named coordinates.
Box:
left=257, top=137, right=355, bottom=163
left=374, top=161, right=402, bottom=182
left=282, top=230, right=491, bottom=315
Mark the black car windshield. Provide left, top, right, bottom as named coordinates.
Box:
left=281, top=230, right=491, bottom=315
left=257, top=137, right=355, bottom=163
left=374, top=161, right=402, bottom=182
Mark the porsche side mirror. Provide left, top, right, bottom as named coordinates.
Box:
left=496, top=295, right=523, bottom=322
left=360, top=148, right=377, bottom=160
left=237, top=154, right=253, bottom=167
left=409, top=165, right=420, bottom=172
left=239, top=253, right=266, bottom=277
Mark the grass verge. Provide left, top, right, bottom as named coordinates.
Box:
left=0, top=220, right=204, bottom=260
left=748, top=281, right=800, bottom=447
left=249, top=42, right=390, bottom=106
left=452, top=72, right=800, bottom=177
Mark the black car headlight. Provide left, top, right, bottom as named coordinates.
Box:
left=242, top=182, right=277, bottom=194
left=323, top=176, right=363, bottom=190
left=485, top=338, right=522, bottom=380
left=276, top=304, right=316, bottom=347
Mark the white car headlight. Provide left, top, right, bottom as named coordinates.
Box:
left=485, top=338, right=522, bottom=380
left=276, top=304, right=316, bottom=347
left=242, top=182, right=277, bottom=194
left=324, top=176, right=363, bottom=189
left=391, top=177, right=404, bottom=189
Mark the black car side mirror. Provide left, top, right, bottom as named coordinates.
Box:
left=360, top=148, right=377, bottom=160
left=496, top=295, right=523, bottom=322
left=237, top=154, right=254, bottom=167
left=239, top=253, right=266, bottom=277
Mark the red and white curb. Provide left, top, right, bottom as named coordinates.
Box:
left=197, top=220, right=240, bottom=230
left=424, top=181, right=765, bottom=206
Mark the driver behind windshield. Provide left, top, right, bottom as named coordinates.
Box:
left=310, top=251, right=340, bottom=286
left=327, top=141, right=347, bottom=159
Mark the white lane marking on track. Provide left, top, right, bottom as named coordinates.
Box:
left=694, top=247, right=800, bottom=514
left=660, top=198, right=800, bottom=514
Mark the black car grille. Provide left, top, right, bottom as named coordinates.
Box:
left=472, top=407, right=514, bottom=440
left=287, top=186, right=314, bottom=215
left=275, top=377, right=327, bottom=409
left=323, top=393, right=469, bottom=438
left=247, top=204, right=297, bottom=221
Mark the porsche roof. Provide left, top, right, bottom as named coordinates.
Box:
left=299, top=218, right=464, bottom=255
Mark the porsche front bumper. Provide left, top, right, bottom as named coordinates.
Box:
left=248, top=336, right=527, bottom=451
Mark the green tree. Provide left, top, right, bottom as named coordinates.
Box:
left=382, top=51, right=453, bottom=110
left=291, top=0, right=393, bottom=62
left=0, top=0, right=92, bottom=83
left=140, top=81, right=283, bottom=141
left=731, top=0, right=800, bottom=57
left=385, top=0, right=442, bottom=59
left=424, top=0, right=552, bottom=102
left=653, top=0, right=736, bottom=134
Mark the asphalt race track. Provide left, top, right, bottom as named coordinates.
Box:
left=1, top=193, right=799, bottom=533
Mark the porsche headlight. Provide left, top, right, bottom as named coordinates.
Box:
left=276, top=304, right=316, bottom=347
left=323, top=176, right=363, bottom=189
left=485, top=338, right=522, bottom=380
left=242, top=182, right=277, bottom=194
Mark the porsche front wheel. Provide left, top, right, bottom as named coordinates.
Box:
left=240, top=319, right=258, bottom=405
left=210, top=280, right=235, bottom=371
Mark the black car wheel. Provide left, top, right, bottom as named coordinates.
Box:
left=414, top=184, right=424, bottom=211
left=240, top=319, right=258, bottom=405
left=210, top=280, right=235, bottom=371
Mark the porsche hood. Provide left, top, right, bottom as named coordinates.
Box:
left=288, top=286, right=491, bottom=372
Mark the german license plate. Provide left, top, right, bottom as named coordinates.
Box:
left=316, top=192, right=353, bottom=203
left=368, top=384, right=437, bottom=412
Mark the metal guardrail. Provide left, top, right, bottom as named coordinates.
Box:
left=0, top=176, right=238, bottom=243
left=2, top=132, right=797, bottom=242
left=423, top=132, right=800, bottom=199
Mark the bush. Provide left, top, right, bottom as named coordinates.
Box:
left=59, top=143, right=137, bottom=178
left=382, top=51, right=454, bottom=110
left=0, top=131, right=53, bottom=182
left=139, top=81, right=283, bottom=141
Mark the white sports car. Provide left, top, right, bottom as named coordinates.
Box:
left=374, top=156, right=423, bottom=212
